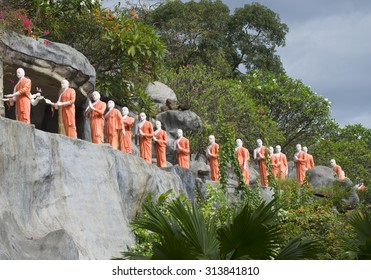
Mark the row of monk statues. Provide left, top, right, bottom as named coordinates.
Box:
left=2, top=68, right=346, bottom=186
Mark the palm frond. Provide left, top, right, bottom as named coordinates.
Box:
left=275, top=236, right=320, bottom=260
left=168, top=198, right=219, bottom=259
left=217, top=198, right=282, bottom=259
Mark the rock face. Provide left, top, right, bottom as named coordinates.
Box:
left=0, top=32, right=95, bottom=139
left=0, top=117, right=186, bottom=259
left=145, top=81, right=177, bottom=106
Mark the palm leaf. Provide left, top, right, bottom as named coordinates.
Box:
left=275, top=236, right=320, bottom=260
left=168, top=198, right=219, bottom=259
left=217, top=198, right=282, bottom=259
left=345, top=209, right=371, bottom=259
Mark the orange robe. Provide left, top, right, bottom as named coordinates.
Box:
left=275, top=153, right=288, bottom=180
left=256, top=146, right=268, bottom=187
left=236, top=146, right=250, bottom=185
left=154, top=129, right=167, bottom=167
left=15, top=77, right=31, bottom=124
left=105, top=108, right=122, bottom=149
left=270, top=154, right=280, bottom=179
left=119, top=116, right=135, bottom=153
left=175, top=137, right=190, bottom=169
left=208, top=143, right=220, bottom=182
left=89, top=100, right=106, bottom=144
left=333, top=165, right=345, bottom=180
left=58, top=88, right=77, bottom=138
left=306, top=154, right=315, bottom=170
left=295, top=151, right=307, bottom=184
left=138, top=121, right=153, bottom=164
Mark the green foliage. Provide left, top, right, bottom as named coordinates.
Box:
left=243, top=70, right=335, bottom=153
left=161, top=65, right=284, bottom=154
left=119, top=188, right=319, bottom=260
left=312, top=124, right=371, bottom=185
left=342, top=208, right=371, bottom=259
left=141, top=0, right=288, bottom=75
left=228, top=2, right=289, bottom=73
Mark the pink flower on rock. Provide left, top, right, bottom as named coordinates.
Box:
left=44, top=40, right=50, bottom=46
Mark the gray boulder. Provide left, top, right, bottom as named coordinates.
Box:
left=0, top=117, right=186, bottom=259
left=145, top=81, right=177, bottom=107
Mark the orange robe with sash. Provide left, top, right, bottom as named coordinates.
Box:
left=275, top=153, right=288, bottom=180
left=306, top=154, right=315, bottom=170
left=154, top=129, right=167, bottom=167
left=295, top=151, right=307, bottom=184
left=236, top=146, right=250, bottom=185
left=105, top=108, right=122, bottom=149
left=139, top=121, right=153, bottom=164
left=58, top=88, right=77, bottom=138
left=208, top=143, right=220, bottom=182
left=257, top=146, right=268, bottom=187
left=89, top=100, right=106, bottom=144
left=175, top=137, right=190, bottom=169
left=120, top=116, right=135, bottom=153
left=15, top=77, right=31, bottom=124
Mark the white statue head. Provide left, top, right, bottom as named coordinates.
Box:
left=269, top=146, right=274, bottom=155
left=303, top=146, right=308, bottom=153
left=155, top=120, right=162, bottom=130
left=122, top=107, right=129, bottom=116
left=92, top=91, right=100, bottom=101
left=177, top=129, right=183, bottom=138
left=139, top=112, right=146, bottom=121
left=257, top=139, right=263, bottom=147
left=330, top=159, right=336, bottom=167
left=296, top=144, right=302, bottom=152
left=16, top=68, right=25, bottom=79
left=236, top=138, right=243, bottom=147
left=275, top=145, right=281, bottom=153
left=209, top=135, right=215, bottom=144
left=61, top=79, right=69, bottom=89
left=107, top=100, right=115, bottom=109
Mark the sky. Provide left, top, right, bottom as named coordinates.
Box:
left=103, top=0, right=371, bottom=128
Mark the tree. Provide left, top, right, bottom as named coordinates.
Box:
left=228, top=2, right=288, bottom=74
left=312, top=124, right=371, bottom=185
left=242, top=70, right=335, bottom=153
left=144, top=0, right=288, bottom=75
left=119, top=193, right=320, bottom=260
left=161, top=65, right=284, bottom=155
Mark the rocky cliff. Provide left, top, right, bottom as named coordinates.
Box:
left=0, top=117, right=186, bottom=259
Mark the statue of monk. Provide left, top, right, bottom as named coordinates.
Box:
left=4, top=68, right=31, bottom=124
left=153, top=120, right=167, bottom=167
left=268, top=146, right=278, bottom=179
left=174, top=129, right=190, bottom=169
left=119, top=107, right=135, bottom=153
left=253, top=139, right=268, bottom=187
left=274, top=145, right=288, bottom=180
left=84, top=91, right=106, bottom=144
left=45, top=79, right=77, bottom=138
left=303, top=146, right=315, bottom=170
left=330, top=159, right=345, bottom=180
left=136, top=112, right=153, bottom=164
left=294, top=144, right=307, bottom=184
left=207, top=135, right=220, bottom=182
left=104, top=100, right=122, bottom=149
left=235, top=139, right=250, bottom=185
